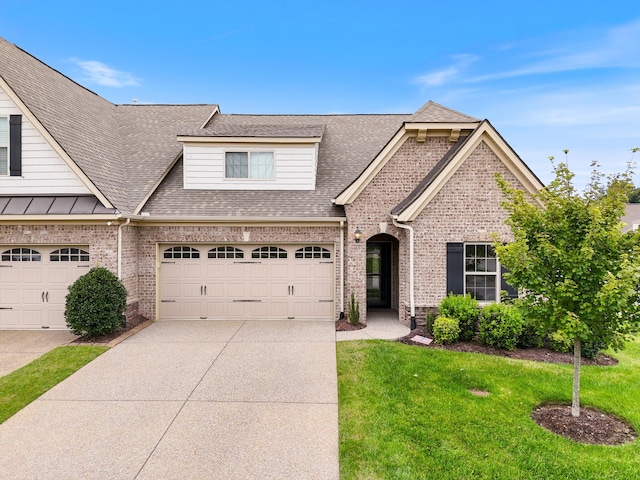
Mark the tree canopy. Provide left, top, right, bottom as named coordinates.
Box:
left=495, top=158, right=640, bottom=416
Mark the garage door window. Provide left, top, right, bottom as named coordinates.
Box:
left=252, top=246, right=287, bottom=259
left=1, top=247, right=42, bottom=262
left=208, top=246, right=244, bottom=259
left=50, top=248, right=90, bottom=262
left=295, top=246, right=331, bottom=259
left=164, top=246, right=200, bottom=259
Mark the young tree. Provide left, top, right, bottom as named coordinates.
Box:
left=495, top=156, right=640, bottom=417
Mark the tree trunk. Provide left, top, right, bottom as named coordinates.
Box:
left=572, top=337, right=581, bottom=417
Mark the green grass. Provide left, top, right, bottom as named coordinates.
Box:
left=0, top=346, right=108, bottom=423
left=338, top=338, right=640, bottom=480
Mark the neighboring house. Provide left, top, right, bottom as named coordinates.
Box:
left=622, top=203, right=640, bottom=234
left=0, top=37, right=544, bottom=330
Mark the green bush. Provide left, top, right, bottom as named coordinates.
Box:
left=433, top=316, right=460, bottom=344
left=424, top=312, right=437, bottom=335
left=65, top=267, right=127, bottom=337
left=517, top=316, right=545, bottom=348
left=547, top=330, right=573, bottom=353
left=438, top=294, right=479, bottom=341
left=581, top=340, right=606, bottom=360
left=478, top=303, right=523, bottom=351
left=347, top=292, right=360, bottom=326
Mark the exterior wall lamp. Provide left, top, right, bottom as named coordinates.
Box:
left=354, top=228, right=362, bottom=243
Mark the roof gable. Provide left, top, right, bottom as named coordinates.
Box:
left=409, top=100, right=479, bottom=123
left=391, top=120, right=544, bottom=222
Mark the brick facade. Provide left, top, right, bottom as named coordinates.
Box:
left=345, top=137, right=522, bottom=326
left=136, top=225, right=342, bottom=320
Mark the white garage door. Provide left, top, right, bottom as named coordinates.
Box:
left=160, top=244, right=334, bottom=320
left=0, top=246, right=91, bottom=330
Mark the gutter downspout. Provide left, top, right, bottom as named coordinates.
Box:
left=339, top=220, right=345, bottom=319
left=392, top=216, right=416, bottom=329
left=117, top=218, right=131, bottom=280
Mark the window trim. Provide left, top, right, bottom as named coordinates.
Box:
left=463, top=242, right=499, bottom=302
left=0, top=116, right=8, bottom=176
left=224, top=150, right=275, bottom=180
left=50, top=248, right=90, bottom=262
left=163, top=246, right=201, bottom=259
left=251, top=246, right=287, bottom=259
left=1, top=247, right=42, bottom=262
left=295, top=246, right=331, bottom=259
left=208, top=246, right=244, bottom=259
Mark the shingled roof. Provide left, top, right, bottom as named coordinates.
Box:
left=0, top=37, right=216, bottom=214
left=143, top=114, right=408, bottom=217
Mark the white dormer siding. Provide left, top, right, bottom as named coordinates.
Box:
left=0, top=88, right=91, bottom=195
left=182, top=142, right=319, bottom=191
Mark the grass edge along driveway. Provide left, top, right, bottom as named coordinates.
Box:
left=0, top=346, right=108, bottom=424
left=337, top=338, right=640, bottom=480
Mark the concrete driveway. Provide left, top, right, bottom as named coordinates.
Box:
left=0, top=320, right=339, bottom=479
left=0, top=330, right=78, bottom=377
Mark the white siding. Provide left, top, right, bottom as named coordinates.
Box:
left=183, top=143, right=317, bottom=190
left=0, top=88, right=91, bottom=195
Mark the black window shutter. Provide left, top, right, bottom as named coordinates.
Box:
left=9, top=115, right=22, bottom=177
left=446, top=242, right=464, bottom=295
left=500, top=265, right=518, bottom=300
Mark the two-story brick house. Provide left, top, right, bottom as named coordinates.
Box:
left=0, top=37, right=543, bottom=330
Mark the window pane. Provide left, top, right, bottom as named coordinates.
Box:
left=226, top=152, right=248, bottom=178
left=0, top=117, right=7, bottom=144
left=465, top=259, right=475, bottom=272
left=250, top=152, right=274, bottom=178
left=476, top=259, right=486, bottom=272
left=487, top=245, right=496, bottom=257
left=477, top=244, right=486, bottom=257
left=465, top=245, right=475, bottom=257
left=487, top=258, right=497, bottom=272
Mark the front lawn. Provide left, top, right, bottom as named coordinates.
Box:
left=337, top=338, right=640, bottom=480
left=0, top=346, right=108, bottom=424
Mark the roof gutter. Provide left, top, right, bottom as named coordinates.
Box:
left=392, top=215, right=416, bottom=329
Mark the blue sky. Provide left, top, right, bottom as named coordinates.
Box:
left=1, top=0, right=639, bottom=188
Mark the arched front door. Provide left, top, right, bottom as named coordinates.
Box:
left=366, top=233, right=398, bottom=309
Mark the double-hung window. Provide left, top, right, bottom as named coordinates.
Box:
left=0, top=117, right=8, bottom=176
left=225, top=151, right=274, bottom=179
left=464, top=243, right=498, bottom=301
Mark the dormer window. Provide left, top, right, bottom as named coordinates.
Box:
left=225, top=151, right=274, bottom=179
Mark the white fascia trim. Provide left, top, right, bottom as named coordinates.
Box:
left=199, top=105, right=221, bottom=129
left=403, top=121, right=479, bottom=131
left=177, top=136, right=322, bottom=144
left=396, top=123, right=544, bottom=222
left=0, top=77, right=114, bottom=209
left=333, top=128, right=410, bottom=205
left=133, top=215, right=347, bottom=226
left=0, top=214, right=120, bottom=223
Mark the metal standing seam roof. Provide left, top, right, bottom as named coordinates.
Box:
left=0, top=196, right=118, bottom=215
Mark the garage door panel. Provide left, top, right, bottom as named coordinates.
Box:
left=159, top=244, right=334, bottom=321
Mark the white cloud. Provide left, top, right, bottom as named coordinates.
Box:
left=70, top=59, right=141, bottom=87
left=414, top=54, right=479, bottom=86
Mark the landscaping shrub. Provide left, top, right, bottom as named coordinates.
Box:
left=432, top=316, right=460, bottom=344
left=581, top=340, right=606, bottom=360
left=547, top=330, right=573, bottom=353
left=65, top=266, right=127, bottom=337
left=438, top=293, right=479, bottom=341
left=478, top=303, right=523, bottom=351
left=347, top=292, right=360, bottom=326
left=517, top=315, right=545, bottom=348
left=424, top=311, right=437, bottom=335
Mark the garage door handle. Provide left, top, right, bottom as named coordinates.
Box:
left=291, top=285, right=294, bottom=295
left=232, top=299, right=261, bottom=302
left=161, top=300, right=176, bottom=303
left=204, top=285, right=207, bottom=295
left=46, top=292, right=49, bottom=302
left=319, top=299, right=334, bottom=303
left=200, top=285, right=203, bottom=295
left=42, top=292, right=45, bottom=302
left=0, top=307, right=13, bottom=310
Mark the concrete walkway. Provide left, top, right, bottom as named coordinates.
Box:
left=336, top=309, right=411, bottom=341
left=0, top=320, right=339, bottom=479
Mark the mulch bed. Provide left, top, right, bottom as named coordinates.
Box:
left=72, top=315, right=149, bottom=345
left=335, top=317, right=366, bottom=331
left=341, top=322, right=636, bottom=445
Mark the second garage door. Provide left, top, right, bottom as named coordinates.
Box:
left=160, top=244, right=334, bottom=320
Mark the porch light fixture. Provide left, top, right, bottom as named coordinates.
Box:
left=354, top=228, right=362, bottom=243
